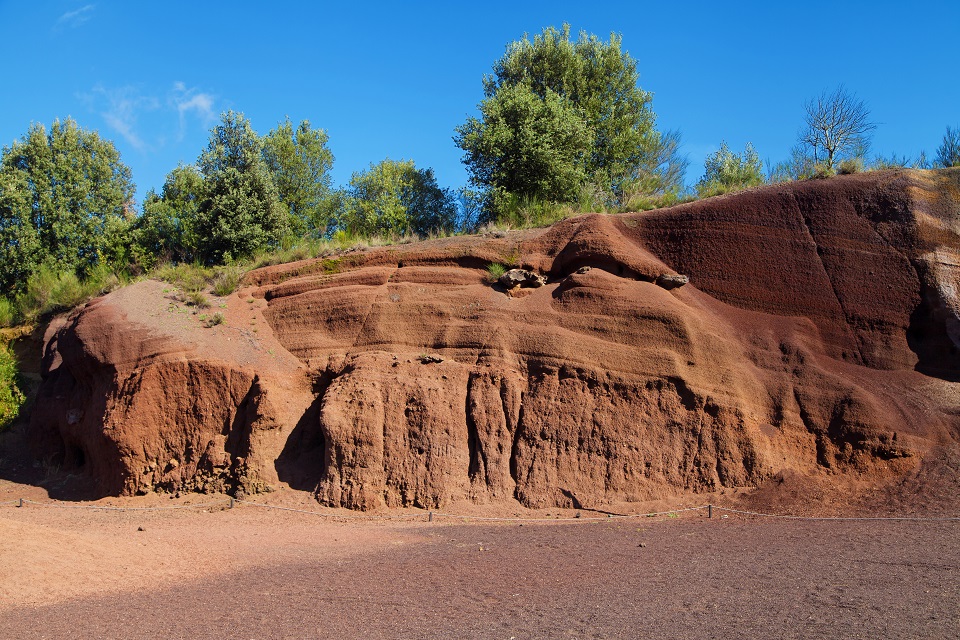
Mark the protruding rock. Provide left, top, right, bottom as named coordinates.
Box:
left=499, top=269, right=547, bottom=288
left=656, top=273, right=689, bottom=290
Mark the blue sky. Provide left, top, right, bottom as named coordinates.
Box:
left=1, top=1, right=958, bottom=206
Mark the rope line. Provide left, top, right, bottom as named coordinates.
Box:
left=4, top=498, right=958, bottom=522
left=234, top=499, right=429, bottom=520
left=429, top=505, right=707, bottom=523
left=17, top=498, right=228, bottom=512
left=712, top=506, right=960, bottom=522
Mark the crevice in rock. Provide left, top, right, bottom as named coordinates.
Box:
left=790, top=191, right=866, bottom=365
left=464, top=375, right=486, bottom=483
left=275, top=369, right=335, bottom=492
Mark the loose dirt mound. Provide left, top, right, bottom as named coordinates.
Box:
left=23, top=169, right=960, bottom=513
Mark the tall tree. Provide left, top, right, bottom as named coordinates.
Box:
left=456, top=24, right=683, bottom=213
left=131, top=164, right=205, bottom=268
left=0, top=118, right=134, bottom=285
left=799, top=86, right=876, bottom=171
left=455, top=81, right=593, bottom=211
left=195, top=111, right=286, bottom=263
left=338, top=159, right=457, bottom=238
left=0, top=172, right=40, bottom=295
left=262, top=118, right=336, bottom=236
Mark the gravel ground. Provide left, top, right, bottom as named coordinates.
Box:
left=1, top=502, right=957, bottom=639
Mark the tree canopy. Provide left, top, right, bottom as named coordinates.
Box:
left=338, top=159, right=457, bottom=238
left=456, top=24, right=683, bottom=217
left=0, top=118, right=134, bottom=293
left=262, top=118, right=336, bottom=236
left=195, top=111, right=287, bottom=263
left=131, top=164, right=205, bottom=269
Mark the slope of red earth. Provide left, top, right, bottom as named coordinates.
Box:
left=16, top=168, right=960, bottom=516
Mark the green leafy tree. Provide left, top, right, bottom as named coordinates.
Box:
left=455, top=82, right=592, bottom=213
left=0, top=172, right=41, bottom=295
left=338, top=159, right=457, bottom=237
left=262, top=118, right=336, bottom=236
left=195, top=111, right=286, bottom=263
left=696, top=142, right=765, bottom=197
left=132, top=164, right=205, bottom=269
left=935, top=126, right=960, bottom=168
left=0, top=118, right=134, bottom=286
left=456, top=24, right=683, bottom=214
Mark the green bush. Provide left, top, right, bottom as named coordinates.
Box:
left=695, top=142, right=765, bottom=198
left=0, top=344, right=24, bottom=431
left=211, top=266, right=244, bottom=297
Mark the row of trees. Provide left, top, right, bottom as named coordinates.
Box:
left=134, top=112, right=460, bottom=268
left=1, top=112, right=462, bottom=296
left=3, top=25, right=960, bottom=301
left=695, top=86, right=960, bottom=198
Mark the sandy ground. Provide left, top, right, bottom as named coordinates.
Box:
left=0, top=478, right=957, bottom=639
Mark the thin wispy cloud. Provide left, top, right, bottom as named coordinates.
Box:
left=84, top=85, right=159, bottom=152
left=55, top=4, right=96, bottom=30
left=80, top=82, right=217, bottom=152
left=172, top=82, right=216, bottom=139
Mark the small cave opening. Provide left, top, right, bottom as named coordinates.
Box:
left=65, top=443, right=86, bottom=469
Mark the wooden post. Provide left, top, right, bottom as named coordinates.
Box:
left=708, top=504, right=713, bottom=519
left=17, top=498, right=23, bottom=508
left=429, top=511, right=434, bottom=522
left=229, top=497, right=235, bottom=509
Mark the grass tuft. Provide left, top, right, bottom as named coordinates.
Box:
left=487, top=263, right=507, bottom=282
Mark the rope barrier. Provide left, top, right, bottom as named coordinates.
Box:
left=712, top=506, right=960, bottom=522
left=16, top=498, right=230, bottom=512
left=4, top=498, right=958, bottom=523
left=233, top=499, right=429, bottom=520
left=428, top=505, right=708, bottom=523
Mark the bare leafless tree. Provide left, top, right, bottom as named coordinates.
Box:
left=799, top=86, right=876, bottom=170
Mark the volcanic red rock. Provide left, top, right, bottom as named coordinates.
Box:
left=29, top=169, right=960, bottom=510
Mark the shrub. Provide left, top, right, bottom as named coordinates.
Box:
left=185, top=290, right=209, bottom=308
left=48, top=270, right=85, bottom=311
left=0, top=344, right=24, bottom=431
left=204, top=312, right=225, bottom=327
left=836, top=158, right=864, bottom=174
left=695, top=142, right=765, bottom=197
left=211, top=266, right=244, bottom=297
left=154, top=262, right=212, bottom=292
left=0, top=299, right=14, bottom=328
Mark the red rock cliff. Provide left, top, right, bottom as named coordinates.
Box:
left=29, top=169, right=960, bottom=510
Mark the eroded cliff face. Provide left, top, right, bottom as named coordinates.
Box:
left=28, top=169, right=960, bottom=509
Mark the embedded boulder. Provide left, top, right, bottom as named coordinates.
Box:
left=498, top=268, right=547, bottom=289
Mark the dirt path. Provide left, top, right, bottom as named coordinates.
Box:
left=1, top=496, right=956, bottom=639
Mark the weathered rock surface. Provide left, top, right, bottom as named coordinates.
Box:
left=498, top=268, right=547, bottom=289
left=28, top=169, right=960, bottom=511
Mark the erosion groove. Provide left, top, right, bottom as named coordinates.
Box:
left=26, top=169, right=960, bottom=512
